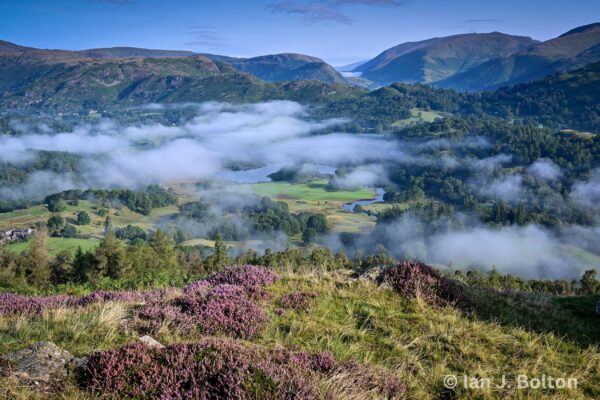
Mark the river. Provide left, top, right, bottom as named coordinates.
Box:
left=341, top=188, right=385, bottom=212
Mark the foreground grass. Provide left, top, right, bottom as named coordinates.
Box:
left=0, top=270, right=598, bottom=399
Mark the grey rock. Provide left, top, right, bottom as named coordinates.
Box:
left=358, top=265, right=391, bottom=285
left=596, top=300, right=600, bottom=316
left=138, top=335, right=165, bottom=348
left=0, top=342, right=79, bottom=391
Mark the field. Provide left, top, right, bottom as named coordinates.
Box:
left=392, top=108, right=445, bottom=128
left=0, top=200, right=178, bottom=255
left=0, top=180, right=384, bottom=253
left=8, top=237, right=99, bottom=256
left=249, top=179, right=378, bottom=233
left=0, top=201, right=178, bottom=239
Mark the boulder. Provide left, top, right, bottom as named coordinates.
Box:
left=358, top=265, right=390, bottom=285
left=596, top=300, right=600, bottom=316
left=0, top=342, right=83, bottom=391
left=138, top=335, right=165, bottom=348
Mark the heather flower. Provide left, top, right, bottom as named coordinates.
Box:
left=80, top=339, right=405, bottom=400
left=384, top=260, right=465, bottom=306
left=0, top=288, right=181, bottom=316
left=81, top=338, right=319, bottom=399
left=182, top=284, right=268, bottom=339
left=0, top=293, right=76, bottom=315
left=277, top=292, right=317, bottom=311
left=205, top=265, right=279, bottom=290
left=182, top=279, right=211, bottom=296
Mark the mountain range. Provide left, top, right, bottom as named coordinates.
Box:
left=0, top=22, right=599, bottom=111
left=355, top=22, right=600, bottom=91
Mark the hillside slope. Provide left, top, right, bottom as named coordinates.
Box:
left=208, top=53, right=347, bottom=83
left=438, top=22, right=600, bottom=91
left=355, top=32, right=537, bottom=85
left=0, top=263, right=598, bottom=399
left=0, top=41, right=355, bottom=111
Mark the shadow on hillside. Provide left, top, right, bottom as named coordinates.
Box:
left=465, top=287, right=600, bottom=348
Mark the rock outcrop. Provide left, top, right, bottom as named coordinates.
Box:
left=0, top=342, right=84, bottom=392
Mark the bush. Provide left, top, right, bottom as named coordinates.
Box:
left=133, top=302, right=195, bottom=334
left=61, top=224, right=77, bottom=238
left=47, top=198, right=66, bottom=212
left=47, top=215, right=65, bottom=233
left=0, top=288, right=180, bottom=316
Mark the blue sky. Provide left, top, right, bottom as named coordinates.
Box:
left=1, top=0, right=599, bottom=65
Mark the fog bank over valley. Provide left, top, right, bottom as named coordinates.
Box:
left=1, top=101, right=599, bottom=278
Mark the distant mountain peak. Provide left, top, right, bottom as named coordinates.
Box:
left=559, top=22, right=600, bottom=38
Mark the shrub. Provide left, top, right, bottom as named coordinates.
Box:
left=0, top=293, right=74, bottom=315
left=76, top=211, right=91, bottom=225
left=384, top=260, right=465, bottom=306
left=61, top=224, right=77, bottom=238
left=182, top=279, right=212, bottom=296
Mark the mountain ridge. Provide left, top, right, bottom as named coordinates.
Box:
left=0, top=40, right=346, bottom=84
left=437, top=23, right=600, bottom=90
left=354, top=32, right=538, bottom=85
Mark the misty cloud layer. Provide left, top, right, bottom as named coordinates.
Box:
left=1, top=101, right=599, bottom=278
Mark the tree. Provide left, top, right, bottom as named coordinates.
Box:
left=73, top=247, right=96, bottom=283
left=50, top=250, right=73, bottom=284
left=77, top=211, right=91, bottom=225
left=104, top=216, right=113, bottom=236
left=61, top=224, right=77, bottom=238
left=302, top=228, right=317, bottom=245
left=47, top=215, right=66, bottom=234
left=93, top=233, right=127, bottom=280
left=19, top=229, right=50, bottom=287
left=580, top=269, right=599, bottom=294
left=47, top=198, right=66, bottom=213
left=115, top=225, right=146, bottom=244
left=205, top=233, right=230, bottom=273
left=148, top=229, right=178, bottom=272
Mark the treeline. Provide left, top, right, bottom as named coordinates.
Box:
left=0, top=229, right=598, bottom=299
left=450, top=268, right=600, bottom=297
left=44, top=185, right=177, bottom=215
